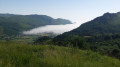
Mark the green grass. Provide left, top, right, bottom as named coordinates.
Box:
left=0, top=41, right=120, bottom=67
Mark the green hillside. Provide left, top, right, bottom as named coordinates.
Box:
left=54, top=12, right=120, bottom=42
left=70, top=12, right=120, bottom=36
left=53, top=12, right=120, bottom=59
left=0, top=14, right=72, bottom=35
left=0, top=41, right=120, bottom=67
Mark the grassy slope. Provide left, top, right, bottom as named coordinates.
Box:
left=0, top=41, right=120, bottom=67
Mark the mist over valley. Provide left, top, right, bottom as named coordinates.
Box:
left=23, top=22, right=80, bottom=35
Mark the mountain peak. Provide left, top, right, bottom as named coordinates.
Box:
left=103, top=12, right=111, bottom=15
left=117, top=12, right=120, bottom=14
left=57, top=12, right=120, bottom=36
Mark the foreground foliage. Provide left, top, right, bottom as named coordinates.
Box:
left=0, top=41, right=120, bottom=67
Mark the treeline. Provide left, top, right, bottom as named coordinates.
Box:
left=86, top=34, right=120, bottom=59
left=34, top=34, right=120, bottom=59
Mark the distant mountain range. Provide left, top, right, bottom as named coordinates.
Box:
left=0, top=13, right=72, bottom=35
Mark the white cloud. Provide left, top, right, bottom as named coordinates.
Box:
left=23, top=23, right=81, bottom=35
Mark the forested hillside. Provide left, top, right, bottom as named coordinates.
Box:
left=0, top=14, right=72, bottom=35
left=54, top=12, right=120, bottom=42
left=52, top=12, right=120, bottom=59
left=70, top=12, right=120, bottom=36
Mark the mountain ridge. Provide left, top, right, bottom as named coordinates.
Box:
left=67, top=11, right=120, bottom=36
left=54, top=12, right=120, bottom=42
left=52, top=12, right=120, bottom=59
left=0, top=13, right=72, bottom=35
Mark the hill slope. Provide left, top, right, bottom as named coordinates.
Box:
left=0, top=41, right=120, bottom=67
left=0, top=14, right=72, bottom=35
left=70, top=12, right=120, bottom=36
left=54, top=12, right=120, bottom=43
left=53, top=12, right=120, bottom=59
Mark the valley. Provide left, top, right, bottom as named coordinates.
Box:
left=0, top=9, right=120, bottom=67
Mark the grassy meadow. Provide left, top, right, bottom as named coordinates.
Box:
left=0, top=41, right=120, bottom=67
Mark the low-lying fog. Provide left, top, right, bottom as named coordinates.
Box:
left=23, top=23, right=81, bottom=35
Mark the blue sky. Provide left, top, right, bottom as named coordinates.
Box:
left=0, top=0, right=120, bottom=24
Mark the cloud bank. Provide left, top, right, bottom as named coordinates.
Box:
left=23, top=23, right=80, bottom=35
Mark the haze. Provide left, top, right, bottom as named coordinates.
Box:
left=23, top=23, right=80, bottom=35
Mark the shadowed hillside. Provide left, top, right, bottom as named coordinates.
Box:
left=0, top=14, right=72, bottom=35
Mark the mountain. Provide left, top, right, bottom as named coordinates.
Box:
left=53, top=12, right=120, bottom=59
left=0, top=13, right=15, bottom=17
left=54, top=12, right=120, bottom=39
left=0, top=13, right=72, bottom=35
left=69, top=12, right=120, bottom=36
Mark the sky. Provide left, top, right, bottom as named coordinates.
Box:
left=0, top=0, right=120, bottom=24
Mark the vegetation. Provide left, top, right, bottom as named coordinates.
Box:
left=34, top=36, right=52, bottom=44
left=86, top=34, right=120, bottom=59
left=52, top=12, right=120, bottom=59
left=1, top=12, right=120, bottom=66
left=0, top=13, right=72, bottom=35
left=0, top=41, right=120, bottom=67
left=70, top=12, right=120, bottom=36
